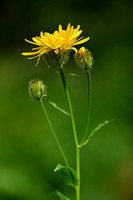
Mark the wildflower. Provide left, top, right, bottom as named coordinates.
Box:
left=75, top=47, right=93, bottom=70
left=22, top=23, right=90, bottom=66
left=28, top=79, right=47, bottom=100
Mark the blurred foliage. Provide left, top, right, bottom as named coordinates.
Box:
left=0, top=0, right=133, bottom=199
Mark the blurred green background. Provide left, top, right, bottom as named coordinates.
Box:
left=0, top=0, right=133, bottom=199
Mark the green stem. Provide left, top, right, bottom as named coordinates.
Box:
left=59, top=67, right=80, bottom=200
left=76, top=147, right=80, bottom=200
left=40, top=99, right=68, bottom=166
left=80, top=70, right=91, bottom=146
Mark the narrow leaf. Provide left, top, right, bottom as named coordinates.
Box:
left=49, top=101, right=70, bottom=116
left=67, top=73, right=78, bottom=77
left=81, top=120, right=111, bottom=147
left=52, top=190, right=70, bottom=200
left=54, top=164, right=64, bottom=172
left=89, top=120, right=110, bottom=138
left=54, top=164, right=79, bottom=188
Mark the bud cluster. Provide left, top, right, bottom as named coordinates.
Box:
left=28, top=79, right=47, bottom=100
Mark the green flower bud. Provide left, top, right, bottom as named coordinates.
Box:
left=75, top=47, right=93, bottom=70
left=28, top=79, right=47, bottom=100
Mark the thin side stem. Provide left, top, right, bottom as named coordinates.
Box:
left=80, top=70, right=91, bottom=145
left=59, top=67, right=80, bottom=200
left=40, top=99, right=68, bottom=167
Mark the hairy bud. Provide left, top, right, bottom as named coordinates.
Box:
left=75, top=47, right=93, bottom=70
left=28, top=79, right=47, bottom=100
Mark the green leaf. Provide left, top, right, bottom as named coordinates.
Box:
left=67, top=73, right=78, bottom=77
left=54, top=164, right=79, bottom=188
left=52, top=190, right=70, bottom=200
left=54, top=164, right=64, bottom=172
left=49, top=101, right=70, bottom=116
left=81, top=120, right=111, bottom=147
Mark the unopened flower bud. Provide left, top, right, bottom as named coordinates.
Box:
left=75, top=47, right=93, bottom=70
left=28, top=79, right=47, bottom=100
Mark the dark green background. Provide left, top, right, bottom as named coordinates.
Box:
left=0, top=0, right=133, bottom=199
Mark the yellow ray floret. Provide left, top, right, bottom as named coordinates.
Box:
left=22, top=23, right=90, bottom=66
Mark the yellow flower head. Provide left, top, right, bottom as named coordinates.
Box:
left=22, top=23, right=90, bottom=66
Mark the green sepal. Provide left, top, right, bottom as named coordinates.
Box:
left=80, top=120, right=111, bottom=147
left=54, top=164, right=79, bottom=188
left=51, top=190, right=70, bottom=200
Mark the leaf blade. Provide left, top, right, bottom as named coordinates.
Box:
left=54, top=164, right=79, bottom=188
left=51, top=190, right=70, bottom=200
left=80, top=120, right=111, bottom=147
left=67, top=73, right=78, bottom=77
left=49, top=101, right=70, bottom=116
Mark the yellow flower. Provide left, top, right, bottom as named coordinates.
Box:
left=22, top=23, right=90, bottom=66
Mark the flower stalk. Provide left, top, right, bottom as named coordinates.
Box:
left=80, top=70, right=91, bottom=146
left=59, top=66, right=80, bottom=200
left=40, top=99, right=68, bottom=167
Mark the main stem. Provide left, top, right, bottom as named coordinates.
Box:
left=40, top=99, right=68, bottom=167
left=80, top=70, right=91, bottom=146
left=59, top=67, right=80, bottom=200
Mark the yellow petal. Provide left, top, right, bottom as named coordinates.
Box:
left=72, top=30, right=82, bottom=39
left=74, top=37, right=90, bottom=45
left=35, top=56, right=41, bottom=67
left=25, top=39, right=37, bottom=45
left=54, top=48, right=59, bottom=54
left=76, top=25, right=80, bottom=31
left=22, top=51, right=38, bottom=56
left=32, top=37, right=42, bottom=44
left=53, top=30, right=58, bottom=37
left=28, top=55, right=39, bottom=59
left=66, top=23, right=71, bottom=32
left=32, top=47, right=41, bottom=50
left=40, top=31, right=44, bottom=38
left=71, top=47, right=77, bottom=53
left=59, top=25, right=62, bottom=32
